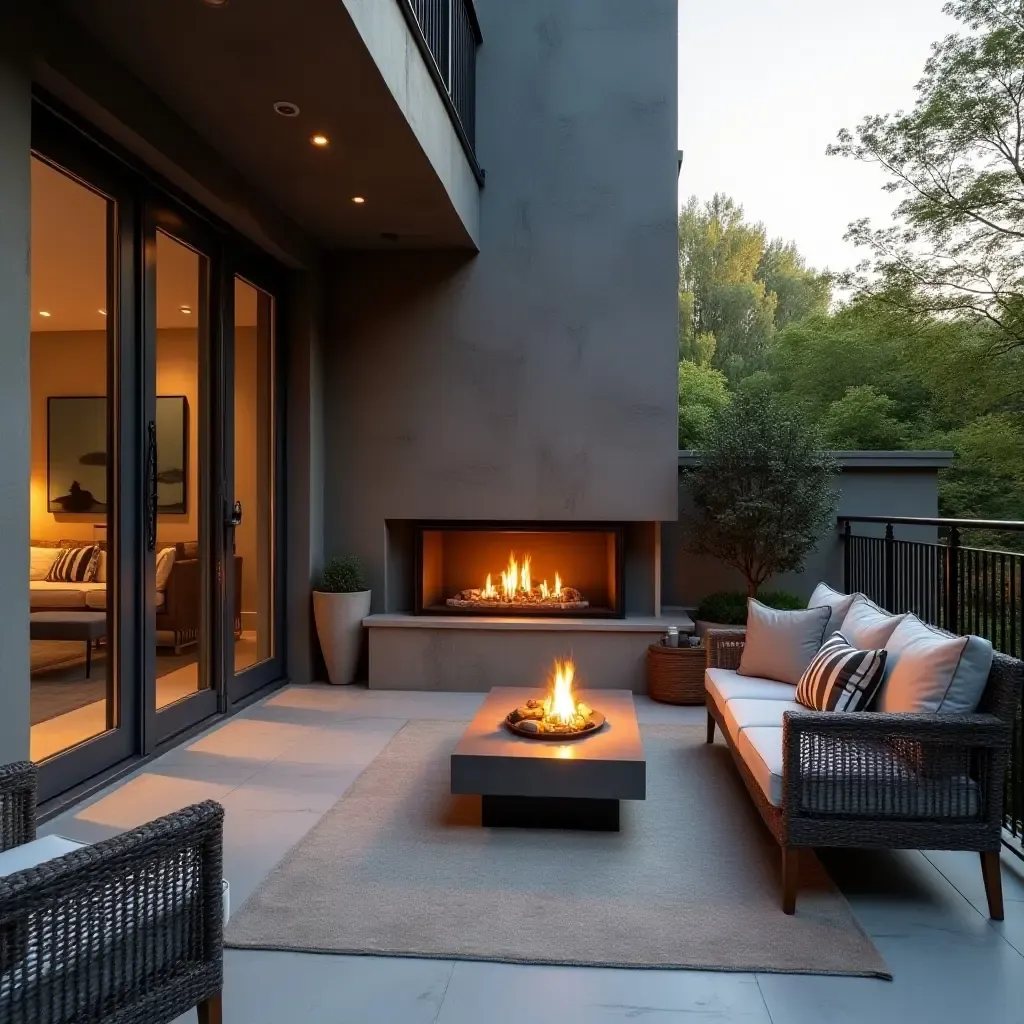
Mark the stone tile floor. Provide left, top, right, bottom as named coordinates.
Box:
left=43, top=685, right=1024, bottom=1024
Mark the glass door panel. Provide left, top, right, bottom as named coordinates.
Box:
left=232, top=278, right=276, bottom=675
left=29, top=156, right=120, bottom=763
left=150, top=226, right=216, bottom=732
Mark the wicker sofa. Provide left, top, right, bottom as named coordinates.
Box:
left=0, top=762, right=224, bottom=1023
left=705, top=625, right=1023, bottom=917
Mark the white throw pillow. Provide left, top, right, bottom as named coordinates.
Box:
left=93, top=549, right=108, bottom=583
left=808, top=582, right=857, bottom=637
left=838, top=596, right=905, bottom=649
left=30, top=546, right=60, bottom=581
left=876, top=614, right=994, bottom=714
left=738, top=599, right=831, bottom=685
left=155, top=547, right=176, bottom=592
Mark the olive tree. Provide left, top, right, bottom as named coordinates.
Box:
left=685, top=391, right=838, bottom=598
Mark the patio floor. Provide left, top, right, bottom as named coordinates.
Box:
left=42, top=685, right=1024, bottom=1024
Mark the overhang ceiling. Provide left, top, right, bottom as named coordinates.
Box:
left=50, top=0, right=474, bottom=250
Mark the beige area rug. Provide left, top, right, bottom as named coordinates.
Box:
left=226, top=721, right=889, bottom=977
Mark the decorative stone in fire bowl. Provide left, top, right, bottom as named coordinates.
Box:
left=503, top=658, right=606, bottom=740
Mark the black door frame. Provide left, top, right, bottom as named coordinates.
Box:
left=30, top=96, right=288, bottom=798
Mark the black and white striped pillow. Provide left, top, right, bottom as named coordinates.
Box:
left=45, top=545, right=100, bottom=583
left=796, top=631, right=887, bottom=712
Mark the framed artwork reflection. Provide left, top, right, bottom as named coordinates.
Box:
left=47, top=395, right=189, bottom=514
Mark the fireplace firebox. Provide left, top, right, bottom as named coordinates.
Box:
left=414, top=522, right=624, bottom=618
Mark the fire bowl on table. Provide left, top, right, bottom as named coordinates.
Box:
left=505, top=702, right=606, bottom=740
left=503, top=657, right=605, bottom=740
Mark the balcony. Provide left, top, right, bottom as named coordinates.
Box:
left=399, top=0, right=483, bottom=184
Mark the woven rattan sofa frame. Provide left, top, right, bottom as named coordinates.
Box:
left=704, top=628, right=1022, bottom=917
left=0, top=762, right=224, bottom=1023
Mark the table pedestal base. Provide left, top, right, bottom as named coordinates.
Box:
left=481, top=795, right=619, bottom=831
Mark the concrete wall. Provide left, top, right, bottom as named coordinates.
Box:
left=324, top=0, right=680, bottom=607
left=0, top=7, right=32, bottom=761
left=663, top=452, right=952, bottom=609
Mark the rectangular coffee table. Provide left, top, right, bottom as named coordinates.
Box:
left=451, top=687, right=646, bottom=831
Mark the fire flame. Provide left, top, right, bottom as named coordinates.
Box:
left=543, top=658, right=581, bottom=727
left=488, top=552, right=567, bottom=604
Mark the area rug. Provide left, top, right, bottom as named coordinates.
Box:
left=226, top=721, right=889, bottom=977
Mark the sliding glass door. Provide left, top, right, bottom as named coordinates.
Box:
left=31, top=102, right=287, bottom=798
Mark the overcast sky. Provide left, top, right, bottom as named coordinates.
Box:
left=677, top=0, right=957, bottom=276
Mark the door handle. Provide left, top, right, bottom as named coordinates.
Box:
left=226, top=499, right=243, bottom=528
left=146, top=420, right=158, bottom=552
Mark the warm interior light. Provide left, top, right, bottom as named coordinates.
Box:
left=39, top=311, right=51, bottom=317
left=98, top=309, right=107, bottom=316
left=352, top=196, right=366, bottom=204
left=311, top=134, right=330, bottom=148
left=179, top=305, right=192, bottom=314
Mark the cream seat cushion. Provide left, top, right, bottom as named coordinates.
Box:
left=28, top=582, right=105, bottom=610
left=705, top=667, right=797, bottom=712
left=720, top=697, right=803, bottom=745
left=735, top=725, right=979, bottom=813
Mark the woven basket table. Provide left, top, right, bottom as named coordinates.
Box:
left=646, top=642, right=706, bottom=705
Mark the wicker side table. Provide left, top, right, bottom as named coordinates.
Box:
left=647, top=642, right=705, bottom=705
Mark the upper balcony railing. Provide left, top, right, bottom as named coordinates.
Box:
left=839, top=515, right=1024, bottom=854
left=399, top=0, right=484, bottom=185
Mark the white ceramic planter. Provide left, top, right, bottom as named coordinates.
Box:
left=313, top=589, right=372, bottom=685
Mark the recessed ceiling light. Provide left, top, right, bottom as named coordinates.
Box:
left=352, top=196, right=366, bottom=204
left=180, top=305, right=193, bottom=315
left=98, top=309, right=107, bottom=316
left=200, top=0, right=229, bottom=7
left=311, top=134, right=330, bottom=148
left=39, top=311, right=51, bottom=317
left=273, top=101, right=300, bottom=118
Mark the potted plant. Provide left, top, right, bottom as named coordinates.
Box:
left=693, top=589, right=805, bottom=637
left=684, top=390, right=838, bottom=605
left=313, top=556, right=371, bottom=685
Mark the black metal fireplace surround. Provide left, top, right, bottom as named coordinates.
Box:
left=414, top=521, right=625, bottom=618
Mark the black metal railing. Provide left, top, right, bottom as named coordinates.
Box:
left=839, top=515, right=1024, bottom=852
left=401, top=0, right=483, bottom=183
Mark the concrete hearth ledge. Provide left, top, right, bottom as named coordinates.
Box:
left=365, top=611, right=696, bottom=691
left=363, top=611, right=695, bottom=633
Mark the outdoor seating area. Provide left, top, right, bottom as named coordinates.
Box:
left=4, top=682, right=1021, bottom=1024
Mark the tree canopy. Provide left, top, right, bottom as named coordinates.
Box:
left=828, top=0, right=1024, bottom=354
left=677, top=0, right=1024, bottom=533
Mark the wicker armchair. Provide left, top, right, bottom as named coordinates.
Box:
left=705, top=629, right=1023, bottom=917
left=0, top=762, right=224, bottom=1024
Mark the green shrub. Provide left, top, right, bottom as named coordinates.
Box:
left=319, top=556, right=368, bottom=594
left=695, top=589, right=804, bottom=625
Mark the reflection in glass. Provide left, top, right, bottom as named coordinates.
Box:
left=234, top=277, right=275, bottom=672
left=29, top=156, right=115, bottom=761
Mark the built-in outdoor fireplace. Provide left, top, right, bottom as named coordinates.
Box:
left=414, top=522, right=624, bottom=618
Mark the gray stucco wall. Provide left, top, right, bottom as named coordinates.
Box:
left=663, top=453, right=951, bottom=609
left=0, top=10, right=32, bottom=760
left=324, top=0, right=680, bottom=606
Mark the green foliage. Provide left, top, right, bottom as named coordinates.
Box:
left=828, top=0, right=1024, bottom=354
left=695, top=589, right=804, bottom=625
left=678, top=360, right=730, bottom=448
left=685, top=391, right=839, bottom=597
left=678, top=195, right=830, bottom=380
left=819, top=386, right=909, bottom=450
left=319, top=556, right=368, bottom=594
